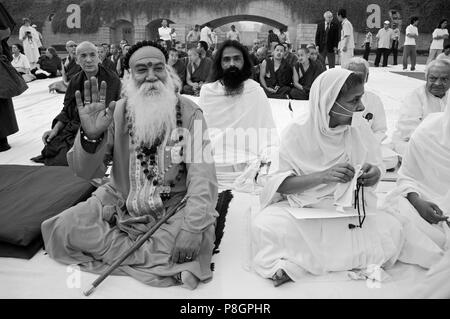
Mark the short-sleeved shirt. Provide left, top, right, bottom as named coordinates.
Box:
left=339, top=18, right=355, bottom=49
left=227, top=30, right=240, bottom=41
left=376, top=28, right=393, bottom=48
left=158, top=26, right=172, bottom=41
left=200, top=26, right=212, bottom=45
left=430, top=28, right=449, bottom=50
left=404, top=24, right=418, bottom=46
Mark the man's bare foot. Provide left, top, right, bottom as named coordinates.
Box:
left=181, top=271, right=199, bottom=290
left=272, top=269, right=292, bottom=287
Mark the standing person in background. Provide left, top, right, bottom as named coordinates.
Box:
left=158, top=19, right=172, bottom=49
left=186, top=25, right=200, bottom=49
left=0, top=3, right=27, bottom=152
left=427, top=19, right=449, bottom=64
left=97, top=45, right=116, bottom=73
left=117, top=44, right=131, bottom=78
left=315, top=11, right=340, bottom=68
left=19, top=17, right=40, bottom=68
left=170, top=27, right=177, bottom=48
left=403, top=16, right=419, bottom=71
left=391, top=22, right=400, bottom=65
left=226, top=25, right=240, bottom=42
left=362, top=28, right=372, bottom=61
left=374, top=21, right=394, bottom=67
left=337, top=8, right=355, bottom=66
left=210, top=28, right=218, bottom=51
left=200, top=23, right=213, bottom=49
left=31, top=24, right=43, bottom=51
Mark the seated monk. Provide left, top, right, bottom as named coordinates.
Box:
left=199, top=40, right=278, bottom=190
left=48, top=41, right=81, bottom=94
left=31, top=41, right=121, bottom=166
left=392, top=59, right=450, bottom=156
left=342, top=57, right=398, bottom=170
left=183, top=48, right=212, bottom=96
left=41, top=41, right=219, bottom=289
left=383, top=105, right=450, bottom=269
left=251, top=69, right=405, bottom=287
left=289, top=47, right=324, bottom=100
left=259, top=43, right=292, bottom=99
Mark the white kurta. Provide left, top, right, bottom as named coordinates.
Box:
left=383, top=108, right=450, bottom=269
left=250, top=69, right=404, bottom=281
left=19, top=26, right=40, bottom=64
left=392, top=84, right=449, bottom=155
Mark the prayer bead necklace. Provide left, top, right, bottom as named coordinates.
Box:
left=125, top=101, right=185, bottom=201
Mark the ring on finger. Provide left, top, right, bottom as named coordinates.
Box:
left=99, top=98, right=106, bottom=104
left=85, top=100, right=91, bottom=105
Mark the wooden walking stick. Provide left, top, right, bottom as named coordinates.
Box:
left=83, top=197, right=187, bottom=296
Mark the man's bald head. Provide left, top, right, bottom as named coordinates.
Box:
left=75, top=41, right=99, bottom=74
left=66, top=40, right=77, bottom=56
left=425, top=59, right=450, bottom=98
left=342, top=57, right=370, bottom=83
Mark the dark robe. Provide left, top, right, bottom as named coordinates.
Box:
left=262, top=57, right=292, bottom=99
left=33, top=55, right=62, bottom=78
left=183, top=58, right=212, bottom=95
left=63, top=56, right=82, bottom=83
left=40, top=65, right=121, bottom=166
left=0, top=3, right=20, bottom=139
left=101, top=58, right=117, bottom=74
left=171, top=59, right=186, bottom=86
left=290, top=59, right=324, bottom=100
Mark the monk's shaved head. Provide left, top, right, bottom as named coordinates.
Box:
left=76, top=41, right=97, bottom=56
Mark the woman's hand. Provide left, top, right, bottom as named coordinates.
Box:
left=320, top=163, right=355, bottom=184
left=358, top=163, right=381, bottom=187
left=408, top=194, right=448, bottom=224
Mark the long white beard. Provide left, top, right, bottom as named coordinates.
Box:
left=123, top=75, right=178, bottom=147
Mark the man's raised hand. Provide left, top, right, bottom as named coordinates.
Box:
left=75, top=77, right=115, bottom=139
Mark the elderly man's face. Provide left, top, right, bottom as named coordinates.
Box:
left=76, top=44, right=100, bottom=74
left=131, top=56, right=168, bottom=89
left=221, top=46, right=244, bottom=71
left=325, top=14, right=333, bottom=23
left=66, top=42, right=77, bottom=56
left=427, top=65, right=450, bottom=98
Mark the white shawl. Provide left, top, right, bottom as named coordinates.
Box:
left=199, top=79, right=279, bottom=165
left=261, top=68, right=384, bottom=208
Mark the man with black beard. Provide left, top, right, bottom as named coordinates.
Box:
left=41, top=41, right=218, bottom=290
left=199, top=40, right=278, bottom=188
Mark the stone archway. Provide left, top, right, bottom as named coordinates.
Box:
left=111, top=19, right=134, bottom=44
left=204, top=14, right=288, bottom=47
left=146, top=18, right=176, bottom=41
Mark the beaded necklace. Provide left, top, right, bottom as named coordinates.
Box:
left=125, top=100, right=185, bottom=201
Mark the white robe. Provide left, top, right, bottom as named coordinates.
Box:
left=392, top=84, right=448, bottom=155
left=199, top=79, right=279, bottom=191
left=383, top=108, right=450, bottom=269
left=19, top=26, right=41, bottom=64
left=250, top=69, right=404, bottom=281
left=362, top=89, right=398, bottom=170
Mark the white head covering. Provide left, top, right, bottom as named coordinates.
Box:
left=261, top=68, right=383, bottom=208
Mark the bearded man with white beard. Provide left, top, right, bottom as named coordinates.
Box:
left=41, top=41, right=219, bottom=290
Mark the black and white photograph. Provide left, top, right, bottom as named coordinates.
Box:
left=1, top=0, right=450, bottom=303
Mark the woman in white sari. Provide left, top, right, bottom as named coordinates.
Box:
left=251, top=69, right=404, bottom=286
left=383, top=102, right=450, bottom=269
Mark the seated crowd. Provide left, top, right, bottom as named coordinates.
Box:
left=14, top=33, right=450, bottom=292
